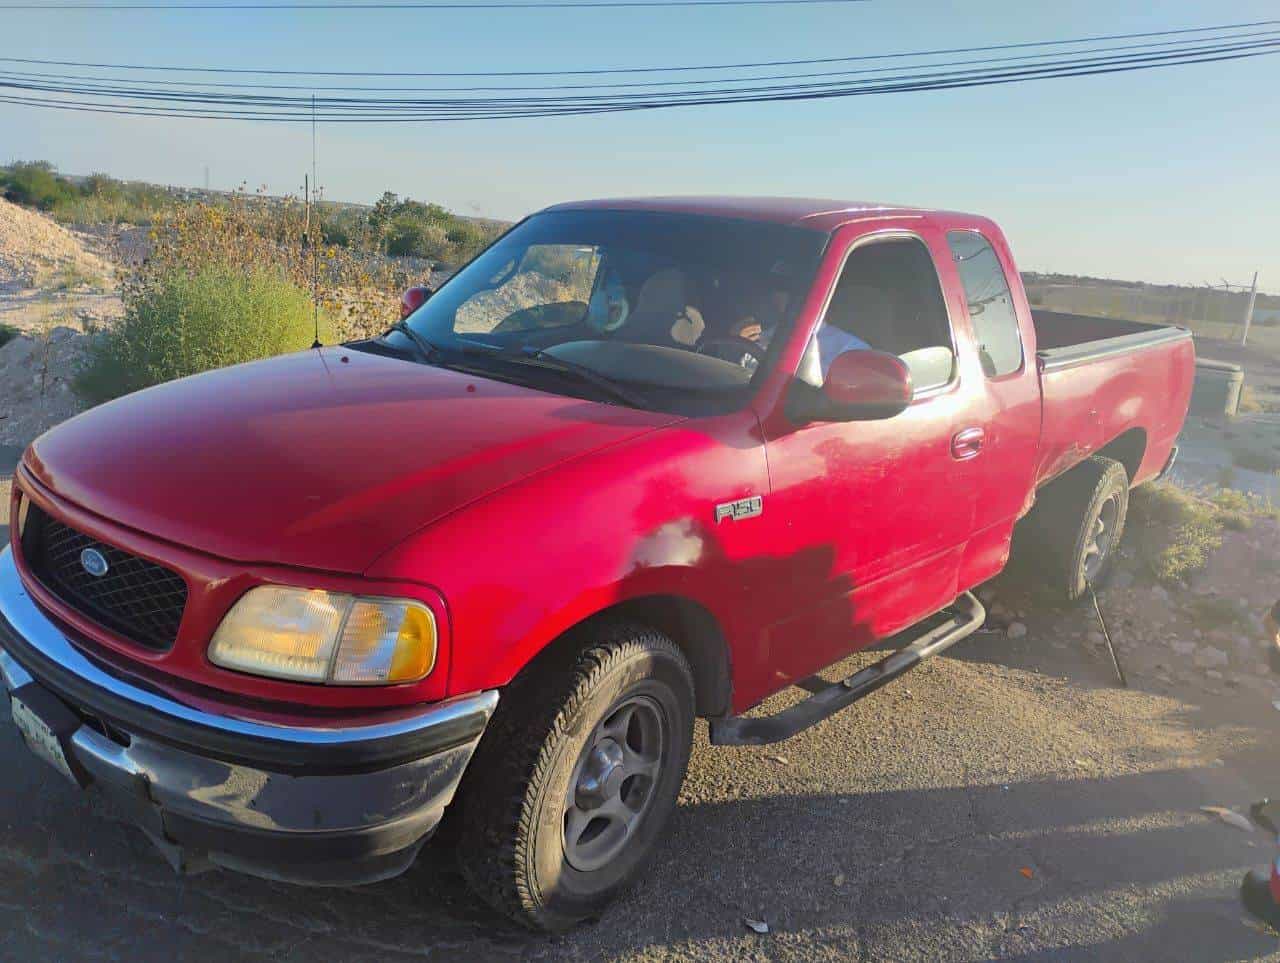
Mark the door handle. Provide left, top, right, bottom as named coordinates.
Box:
left=951, top=427, right=985, bottom=460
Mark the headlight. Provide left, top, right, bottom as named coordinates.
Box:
left=208, top=586, right=437, bottom=685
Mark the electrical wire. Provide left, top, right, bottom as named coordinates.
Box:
left=2, top=34, right=1276, bottom=108
left=1, top=18, right=1275, bottom=76
left=4, top=46, right=1276, bottom=120
left=0, top=0, right=872, bottom=8
left=0, top=24, right=1274, bottom=122
left=2, top=27, right=1276, bottom=92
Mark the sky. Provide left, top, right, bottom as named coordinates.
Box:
left=1, top=0, right=1277, bottom=289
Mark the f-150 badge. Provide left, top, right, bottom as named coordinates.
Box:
left=715, top=496, right=763, bottom=524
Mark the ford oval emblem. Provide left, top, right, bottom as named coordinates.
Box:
left=80, top=548, right=109, bottom=578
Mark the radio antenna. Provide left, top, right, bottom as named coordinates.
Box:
left=310, top=92, right=321, bottom=348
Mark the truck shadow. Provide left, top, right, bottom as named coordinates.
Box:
left=1, top=707, right=1273, bottom=961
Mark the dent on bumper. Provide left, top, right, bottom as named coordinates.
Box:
left=0, top=546, right=498, bottom=885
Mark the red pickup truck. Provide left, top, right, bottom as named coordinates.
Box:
left=2, top=197, right=1192, bottom=930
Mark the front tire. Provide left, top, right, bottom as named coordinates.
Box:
left=451, top=623, right=695, bottom=931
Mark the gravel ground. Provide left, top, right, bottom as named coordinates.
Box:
left=0, top=549, right=1277, bottom=961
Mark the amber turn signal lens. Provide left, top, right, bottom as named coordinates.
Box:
left=209, top=587, right=437, bottom=685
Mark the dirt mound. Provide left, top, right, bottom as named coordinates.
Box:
left=0, top=327, right=90, bottom=447
left=0, top=197, right=112, bottom=292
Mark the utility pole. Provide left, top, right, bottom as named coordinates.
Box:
left=1241, top=271, right=1259, bottom=346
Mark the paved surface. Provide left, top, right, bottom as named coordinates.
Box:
left=1, top=567, right=1277, bottom=962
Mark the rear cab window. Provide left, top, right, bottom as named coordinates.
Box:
left=946, top=231, right=1024, bottom=377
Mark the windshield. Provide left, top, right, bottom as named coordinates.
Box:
left=378, top=209, right=828, bottom=412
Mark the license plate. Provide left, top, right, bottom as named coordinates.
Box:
left=10, top=694, right=78, bottom=784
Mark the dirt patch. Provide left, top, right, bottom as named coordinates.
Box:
left=0, top=327, right=91, bottom=447
left=984, top=515, right=1280, bottom=708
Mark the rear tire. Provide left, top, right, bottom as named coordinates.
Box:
left=1014, top=455, right=1129, bottom=602
left=450, top=622, right=695, bottom=932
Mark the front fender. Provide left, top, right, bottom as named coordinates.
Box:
left=364, top=411, right=770, bottom=701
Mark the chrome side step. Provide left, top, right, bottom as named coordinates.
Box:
left=708, top=592, right=986, bottom=746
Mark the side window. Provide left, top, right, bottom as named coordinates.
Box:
left=800, top=236, right=955, bottom=392
left=947, top=231, right=1023, bottom=377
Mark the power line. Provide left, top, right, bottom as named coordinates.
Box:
left=4, top=28, right=1276, bottom=91
left=0, top=36, right=1274, bottom=122
left=8, top=41, right=1279, bottom=115
left=1, top=18, right=1275, bottom=76
left=11, top=43, right=1280, bottom=111
left=0, top=0, right=871, bottom=8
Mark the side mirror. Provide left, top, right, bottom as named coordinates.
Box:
left=400, top=284, right=433, bottom=319
left=787, top=349, right=913, bottom=423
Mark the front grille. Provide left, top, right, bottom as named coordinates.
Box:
left=21, top=505, right=188, bottom=651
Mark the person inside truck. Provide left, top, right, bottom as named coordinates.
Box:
left=726, top=283, right=871, bottom=375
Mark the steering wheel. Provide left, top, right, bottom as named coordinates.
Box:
left=696, top=335, right=767, bottom=367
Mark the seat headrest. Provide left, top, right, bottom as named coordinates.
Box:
left=632, top=268, right=687, bottom=320
left=828, top=283, right=893, bottom=334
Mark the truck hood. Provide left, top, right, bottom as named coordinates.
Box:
left=24, top=347, right=677, bottom=573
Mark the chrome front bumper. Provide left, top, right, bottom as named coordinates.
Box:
left=0, top=546, right=498, bottom=885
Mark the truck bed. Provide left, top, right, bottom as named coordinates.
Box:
left=1030, top=309, right=1195, bottom=488
left=1032, top=309, right=1187, bottom=363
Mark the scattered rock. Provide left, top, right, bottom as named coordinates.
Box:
left=1170, top=640, right=1197, bottom=657
left=744, top=918, right=770, bottom=935
left=1151, top=585, right=1171, bottom=604
left=1193, top=646, right=1230, bottom=670
left=1007, top=622, right=1028, bottom=639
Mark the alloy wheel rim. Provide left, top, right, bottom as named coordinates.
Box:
left=563, top=694, right=666, bottom=873
left=1082, top=494, right=1119, bottom=585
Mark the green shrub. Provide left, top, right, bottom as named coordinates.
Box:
left=1129, top=483, right=1223, bottom=584
left=1185, top=596, right=1249, bottom=632
left=386, top=213, right=448, bottom=258
left=0, top=161, right=76, bottom=210
left=1217, top=509, right=1253, bottom=531
left=1210, top=488, right=1253, bottom=513
left=77, top=265, right=328, bottom=402
left=0, top=323, right=18, bottom=348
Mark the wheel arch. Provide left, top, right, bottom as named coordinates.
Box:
left=1095, top=428, right=1147, bottom=485
left=511, top=594, right=733, bottom=720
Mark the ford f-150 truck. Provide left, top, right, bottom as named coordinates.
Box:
left=1, top=197, right=1193, bottom=930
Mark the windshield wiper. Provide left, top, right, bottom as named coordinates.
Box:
left=384, top=320, right=442, bottom=365
left=502, top=347, right=650, bottom=408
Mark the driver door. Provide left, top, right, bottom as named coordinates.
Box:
left=752, top=224, right=984, bottom=687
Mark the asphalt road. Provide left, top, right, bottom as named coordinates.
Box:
left=1, top=553, right=1277, bottom=963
